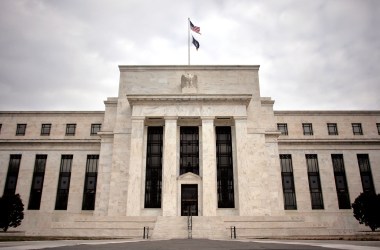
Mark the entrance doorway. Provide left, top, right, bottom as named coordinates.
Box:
left=181, top=184, right=198, bottom=216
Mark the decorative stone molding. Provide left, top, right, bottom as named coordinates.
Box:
left=181, top=73, right=198, bottom=94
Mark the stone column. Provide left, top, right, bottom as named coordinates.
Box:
left=126, top=116, right=145, bottom=216
left=234, top=116, right=249, bottom=215
left=201, top=117, right=217, bottom=216
left=162, top=117, right=178, bottom=216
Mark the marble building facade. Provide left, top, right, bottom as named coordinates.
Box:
left=0, top=65, right=379, bottom=238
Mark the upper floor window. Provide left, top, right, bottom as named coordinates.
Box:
left=65, top=124, right=76, bottom=136
left=40, top=124, right=51, bottom=136
left=352, top=123, right=363, bottom=135
left=302, top=123, right=313, bottom=135
left=16, top=124, right=26, bottom=136
left=377, top=123, right=380, bottom=135
left=90, top=124, right=101, bottom=135
left=327, top=123, right=338, bottom=135
left=0, top=124, right=2, bottom=134
left=277, top=123, right=288, bottom=135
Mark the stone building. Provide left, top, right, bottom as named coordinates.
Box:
left=0, top=65, right=379, bottom=238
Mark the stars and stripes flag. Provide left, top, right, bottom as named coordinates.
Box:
left=189, top=20, right=201, bottom=34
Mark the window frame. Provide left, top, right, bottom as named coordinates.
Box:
left=277, top=123, right=288, bottom=135
left=90, top=124, right=101, bottom=136
left=352, top=123, right=363, bottom=135
left=65, top=124, right=76, bottom=136
left=280, top=154, right=297, bottom=210
left=377, top=123, right=380, bottom=135
left=40, top=124, right=51, bottom=136
left=302, top=123, right=313, bottom=136
left=16, top=124, right=27, bottom=136
left=327, top=123, right=338, bottom=135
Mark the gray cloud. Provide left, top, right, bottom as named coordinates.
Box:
left=0, top=0, right=379, bottom=111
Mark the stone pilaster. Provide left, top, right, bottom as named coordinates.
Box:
left=125, top=116, right=145, bottom=216
left=234, top=116, right=249, bottom=215
left=162, top=117, right=178, bottom=216
left=201, top=117, right=217, bottom=216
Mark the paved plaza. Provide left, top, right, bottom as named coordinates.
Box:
left=0, top=239, right=380, bottom=250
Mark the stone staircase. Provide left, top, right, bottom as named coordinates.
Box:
left=192, top=216, right=229, bottom=239
left=151, top=216, right=188, bottom=239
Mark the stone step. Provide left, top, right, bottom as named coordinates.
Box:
left=191, top=216, right=229, bottom=239
left=151, top=216, right=188, bottom=239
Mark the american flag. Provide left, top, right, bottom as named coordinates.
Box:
left=190, top=20, right=201, bottom=34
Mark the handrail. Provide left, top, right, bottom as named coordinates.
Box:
left=143, top=226, right=149, bottom=239
left=187, top=209, right=192, bottom=239
left=230, top=226, right=236, bottom=239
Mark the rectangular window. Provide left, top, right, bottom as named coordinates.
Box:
left=306, top=154, right=324, bottom=209
left=0, top=124, right=2, bottom=134
left=377, top=123, right=380, bottom=135
left=16, top=124, right=26, bottom=136
left=352, top=123, right=363, bottom=135
left=28, top=155, right=47, bottom=210
left=357, top=154, right=375, bottom=193
left=331, top=154, right=350, bottom=209
left=144, top=127, right=163, bottom=208
left=65, top=124, right=76, bottom=136
left=216, top=126, right=235, bottom=208
left=4, top=155, right=22, bottom=196
left=180, top=127, right=199, bottom=175
left=302, top=123, right=313, bottom=135
left=277, top=123, right=288, bottom=135
left=280, top=154, right=297, bottom=210
left=90, top=124, right=101, bottom=135
left=82, top=155, right=99, bottom=210
left=40, top=124, right=51, bottom=136
left=55, top=155, right=73, bottom=210
left=327, top=123, right=338, bottom=135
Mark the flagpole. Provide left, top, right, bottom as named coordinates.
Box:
left=188, top=17, right=190, bottom=65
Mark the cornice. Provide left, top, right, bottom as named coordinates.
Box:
left=119, top=65, right=260, bottom=71
left=126, top=94, right=252, bottom=107
left=274, top=110, right=380, bottom=116
left=278, top=138, right=380, bottom=145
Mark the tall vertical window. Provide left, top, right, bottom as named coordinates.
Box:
left=144, top=127, right=163, bottom=208
left=4, top=155, right=22, bottom=196
left=40, top=124, right=51, bottom=136
left=280, top=154, right=297, bottom=210
left=306, top=154, right=324, bottom=209
left=376, top=123, right=380, bottom=135
left=357, top=154, right=375, bottom=193
left=82, top=155, right=99, bottom=210
left=331, top=154, right=350, bottom=209
left=0, top=124, right=2, bottom=134
left=65, top=124, right=76, bottom=136
left=28, top=155, right=47, bottom=210
left=180, top=127, right=199, bottom=175
left=55, top=155, right=73, bottom=210
left=90, top=124, right=101, bottom=135
left=302, top=123, right=313, bottom=135
left=352, top=123, right=363, bottom=135
left=16, top=124, right=26, bottom=136
left=277, top=123, right=288, bottom=135
left=327, top=123, right=338, bottom=135
left=216, top=126, right=234, bottom=208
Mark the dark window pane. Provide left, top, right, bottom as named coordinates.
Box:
left=280, top=154, right=297, bottom=210
left=352, top=123, right=363, bottom=135
left=306, top=154, right=324, bottom=209
left=4, top=154, right=22, bottom=196
left=28, top=155, right=47, bottom=210
left=277, top=123, right=288, bottom=135
left=327, top=123, right=338, bottom=135
left=180, top=127, right=199, bottom=175
left=91, top=124, right=101, bottom=135
left=66, top=124, right=76, bottom=136
left=55, top=155, right=73, bottom=210
left=302, top=123, right=313, bottom=135
left=41, top=124, right=51, bottom=136
left=357, top=154, right=375, bottom=193
left=16, top=124, right=26, bottom=136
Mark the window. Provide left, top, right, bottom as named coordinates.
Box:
left=40, top=124, right=51, bottom=136
left=0, top=124, right=2, bottom=134
left=16, top=124, right=26, bottom=136
left=357, top=154, right=375, bottom=193
left=65, top=124, right=76, bottom=136
left=144, top=127, right=163, bottom=208
left=331, top=154, right=350, bottom=209
left=216, top=126, right=235, bottom=208
left=180, top=127, right=199, bottom=175
left=4, top=155, right=22, bottom=196
left=28, top=155, right=47, bottom=210
left=352, top=123, right=363, bottom=135
left=277, top=123, right=288, bottom=135
left=377, top=123, right=380, bottom=135
left=306, top=154, right=324, bottom=209
left=302, top=123, right=313, bottom=135
left=327, top=123, right=338, bottom=135
left=280, top=154, right=297, bottom=210
left=90, top=124, right=101, bottom=135
left=55, top=155, right=73, bottom=210
left=82, top=155, right=99, bottom=210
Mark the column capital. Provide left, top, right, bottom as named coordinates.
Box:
left=201, top=116, right=215, bottom=121
left=164, top=116, right=178, bottom=121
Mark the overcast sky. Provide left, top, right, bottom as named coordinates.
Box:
left=0, top=0, right=379, bottom=111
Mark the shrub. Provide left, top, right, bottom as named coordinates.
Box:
left=0, top=194, right=24, bottom=232
left=352, top=192, right=380, bottom=232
